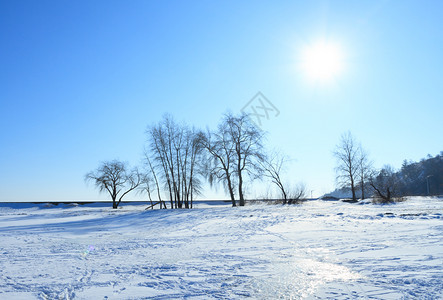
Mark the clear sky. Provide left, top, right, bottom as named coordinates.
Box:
left=1, top=0, right=442, bottom=201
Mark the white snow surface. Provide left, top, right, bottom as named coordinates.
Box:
left=0, top=197, right=441, bottom=299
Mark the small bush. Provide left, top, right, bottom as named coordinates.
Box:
left=372, top=197, right=406, bottom=204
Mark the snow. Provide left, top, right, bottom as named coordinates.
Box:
left=0, top=198, right=442, bottom=299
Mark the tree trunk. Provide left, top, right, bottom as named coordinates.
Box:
left=238, top=171, right=245, bottom=206
left=280, top=183, right=287, bottom=204
left=190, top=186, right=193, bottom=209
left=112, top=188, right=118, bottom=209
left=226, top=175, right=236, bottom=207
left=350, top=177, right=356, bottom=202
left=167, top=179, right=173, bottom=209
left=361, top=179, right=365, bottom=200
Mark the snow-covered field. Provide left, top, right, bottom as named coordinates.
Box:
left=0, top=197, right=441, bottom=299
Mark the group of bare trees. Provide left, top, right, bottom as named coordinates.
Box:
left=199, top=113, right=305, bottom=206
left=86, top=125, right=438, bottom=208
left=85, top=112, right=305, bottom=209
left=199, top=113, right=265, bottom=206
left=333, top=131, right=402, bottom=203
left=333, top=132, right=373, bottom=202
left=144, top=115, right=203, bottom=209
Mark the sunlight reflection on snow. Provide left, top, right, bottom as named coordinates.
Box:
left=251, top=257, right=361, bottom=298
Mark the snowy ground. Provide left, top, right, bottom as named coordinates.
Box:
left=0, top=197, right=441, bottom=299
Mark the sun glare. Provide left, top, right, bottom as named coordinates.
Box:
left=302, top=42, right=343, bottom=82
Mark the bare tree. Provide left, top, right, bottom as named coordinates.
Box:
left=139, top=165, right=167, bottom=210
left=147, top=119, right=174, bottom=208
left=139, top=173, right=155, bottom=208
left=142, top=154, right=167, bottom=209
left=225, top=113, right=265, bottom=206
left=182, top=127, right=204, bottom=208
left=259, top=152, right=290, bottom=203
left=333, top=131, right=360, bottom=202
left=199, top=128, right=237, bottom=206
left=85, top=160, right=141, bottom=209
left=357, top=145, right=373, bottom=200
left=201, top=113, right=264, bottom=206
left=176, top=126, right=204, bottom=208
left=369, top=165, right=401, bottom=203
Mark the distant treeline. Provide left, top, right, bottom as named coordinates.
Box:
left=397, top=152, right=443, bottom=196
left=329, top=151, right=443, bottom=199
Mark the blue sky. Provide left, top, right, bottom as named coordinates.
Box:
left=1, top=0, right=442, bottom=201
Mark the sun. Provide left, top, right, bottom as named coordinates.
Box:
left=301, top=42, right=343, bottom=82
